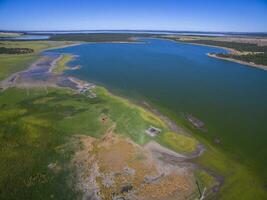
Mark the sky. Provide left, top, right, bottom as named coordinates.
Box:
left=0, top=0, right=267, bottom=32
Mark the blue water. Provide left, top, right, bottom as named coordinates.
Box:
left=0, top=35, right=50, bottom=40
left=47, top=38, right=267, bottom=178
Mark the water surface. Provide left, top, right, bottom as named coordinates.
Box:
left=0, top=35, right=50, bottom=40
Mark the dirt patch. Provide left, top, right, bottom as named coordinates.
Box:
left=71, top=128, right=196, bottom=200
left=71, top=135, right=99, bottom=200
left=138, top=173, right=193, bottom=200
left=99, top=115, right=109, bottom=124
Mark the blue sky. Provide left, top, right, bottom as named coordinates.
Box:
left=0, top=0, right=267, bottom=32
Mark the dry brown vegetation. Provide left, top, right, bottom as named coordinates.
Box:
left=72, top=126, right=196, bottom=200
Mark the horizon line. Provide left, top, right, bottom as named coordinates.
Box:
left=1, top=29, right=267, bottom=34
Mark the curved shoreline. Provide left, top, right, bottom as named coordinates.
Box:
left=0, top=50, right=212, bottom=170
left=207, top=53, right=267, bottom=71
left=176, top=40, right=236, bottom=53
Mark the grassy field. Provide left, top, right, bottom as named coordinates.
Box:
left=0, top=41, right=77, bottom=80
left=0, top=85, right=198, bottom=199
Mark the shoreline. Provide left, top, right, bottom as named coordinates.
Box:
left=152, top=37, right=237, bottom=54
left=0, top=49, right=206, bottom=159
left=176, top=40, right=236, bottom=54
left=162, top=38, right=267, bottom=71
left=207, top=53, right=267, bottom=71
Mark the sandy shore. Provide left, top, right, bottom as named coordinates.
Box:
left=45, top=42, right=84, bottom=51
left=207, top=53, right=267, bottom=71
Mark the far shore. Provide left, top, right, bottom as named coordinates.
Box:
left=207, top=53, right=267, bottom=71
left=158, top=37, right=237, bottom=54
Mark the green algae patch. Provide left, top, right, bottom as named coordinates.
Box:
left=195, top=142, right=267, bottom=200
left=52, top=54, right=75, bottom=74
left=157, top=131, right=198, bottom=154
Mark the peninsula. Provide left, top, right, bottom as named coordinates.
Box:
left=156, top=34, right=267, bottom=70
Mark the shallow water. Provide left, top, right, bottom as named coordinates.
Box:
left=47, top=38, right=267, bottom=178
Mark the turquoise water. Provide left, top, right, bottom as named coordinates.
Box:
left=48, top=38, right=267, bottom=178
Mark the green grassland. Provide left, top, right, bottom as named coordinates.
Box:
left=0, top=85, right=197, bottom=199
left=0, top=41, right=77, bottom=80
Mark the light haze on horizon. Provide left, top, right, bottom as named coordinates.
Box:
left=0, top=0, right=267, bottom=32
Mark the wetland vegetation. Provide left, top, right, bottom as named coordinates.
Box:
left=0, top=85, right=200, bottom=199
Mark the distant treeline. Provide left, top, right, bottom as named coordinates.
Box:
left=49, top=33, right=153, bottom=42
left=179, top=39, right=267, bottom=53
left=216, top=53, right=267, bottom=66
left=158, top=37, right=267, bottom=66
left=0, top=47, right=34, bottom=54
left=183, top=39, right=267, bottom=66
